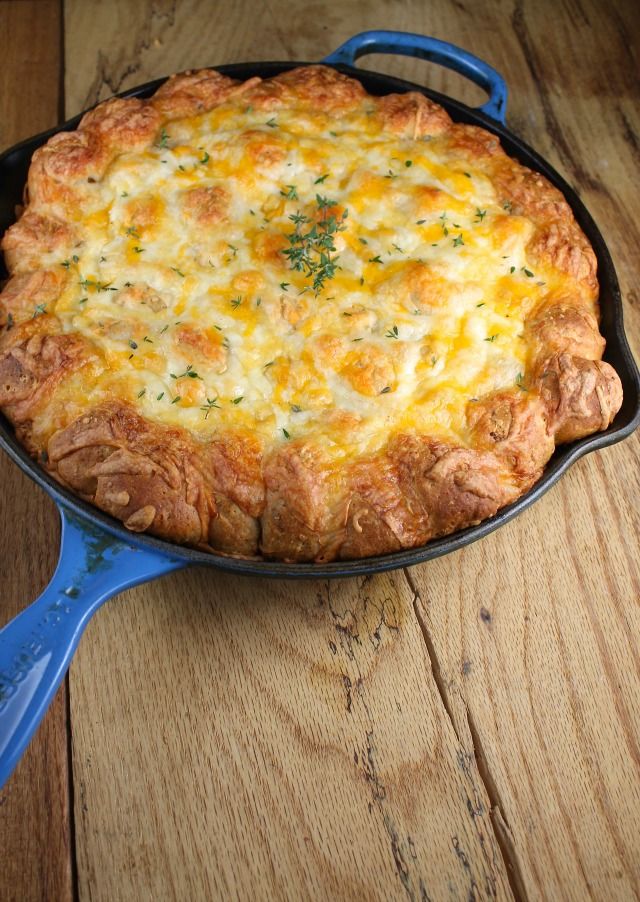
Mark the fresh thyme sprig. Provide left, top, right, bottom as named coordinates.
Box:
left=281, top=195, right=348, bottom=295
left=79, top=278, right=116, bottom=292
left=170, top=364, right=202, bottom=381
left=200, top=397, right=221, bottom=418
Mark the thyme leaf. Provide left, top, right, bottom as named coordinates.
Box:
left=200, top=397, right=220, bottom=418
left=281, top=196, right=348, bottom=295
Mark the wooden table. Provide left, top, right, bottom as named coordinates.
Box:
left=1, top=1, right=638, bottom=899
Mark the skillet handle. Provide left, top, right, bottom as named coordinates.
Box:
left=0, top=505, right=183, bottom=788
left=323, top=30, right=508, bottom=124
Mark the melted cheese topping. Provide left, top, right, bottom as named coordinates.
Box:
left=49, top=98, right=560, bottom=456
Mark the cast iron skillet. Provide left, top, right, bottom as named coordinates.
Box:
left=0, top=31, right=638, bottom=786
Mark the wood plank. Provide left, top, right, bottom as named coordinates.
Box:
left=408, top=0, right=640, bottom=897
left=408, top=437, right=640, bottom=898
left=72, top=570, right=513, bottom=901
left=61, top=1, right=640, bottom=899
left=64, top=0, right=520, bottom=118
left=0, top=5, right=72, bottom=901
left=0, top=0, right=62, bottom=147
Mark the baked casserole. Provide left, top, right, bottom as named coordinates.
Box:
left=0, top=65, right=623, bottom=561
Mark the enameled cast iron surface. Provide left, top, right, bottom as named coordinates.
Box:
left=1, top=58, right=638, bottom=579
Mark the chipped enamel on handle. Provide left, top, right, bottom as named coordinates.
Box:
left=0, top=506, right=184, bottom=788
left=323, top=30, right=508, bottom=124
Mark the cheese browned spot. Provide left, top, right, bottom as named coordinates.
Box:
left=0, top=64, right=623, bottom=561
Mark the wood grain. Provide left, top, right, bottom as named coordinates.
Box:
left=72, top=571, right=513, bottom=900
left=406, top=4, right=640, bottom=895
left=408, top=445, right=640, bottom=899
left=0, top=6, right=73, bottom=901
left=0, top=0, right=636, bottom=899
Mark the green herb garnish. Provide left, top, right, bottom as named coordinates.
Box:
left=170, top=364, right=201, bottom=380
left=281, top=196, right=348, bottom=295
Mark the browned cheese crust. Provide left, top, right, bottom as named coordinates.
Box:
left=0, top=65, right=623, bottom=561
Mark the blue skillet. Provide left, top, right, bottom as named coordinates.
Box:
left=1, top=31, right=638, bottom=787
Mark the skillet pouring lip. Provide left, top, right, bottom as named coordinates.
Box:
left=0, top=59, right=638, bottom=580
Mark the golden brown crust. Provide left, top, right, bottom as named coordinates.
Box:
left=27, top=130, right=110, bottom=208
left=375, top=91, right=451, bottom=138
left=150, top=69, right=251, bottom=118
left=261, top=442, right=347, bottom=562
left=527, top=221, right=597, bottom=290
left=526, top=299, right=605, bottom=361
left=208, top=495, right=260, bottom=556
left=0, top=324, right=94, bottom=424
left=241, top=65, right=365, bottom=115
left=535, top=353, right=622, bottom=443
left=79, top=98, right=162, bottom=152
left=1, top=212, right=75, bottom=272
left=0, top=64, right=624, bottom=562
left=466, top=391, right=554, bottom=489
left=205, top=431, right=265, bottom=519
left=48, top=402, right=214, bottom=546
left=0, top=270, right=67, bottom=327
left=389, top=435, right=517, bottom=535
left=489, top=157, right=597, bottom=296
left=339, top=436, right=516, bottom=560
left=445, top=123, right=502, bottom=159
left=272, top=65, right=366, bottom=112
left=182, top=184, right=231, bottom=225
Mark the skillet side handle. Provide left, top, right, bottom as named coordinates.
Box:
left=0, top=506, right=183, bottom=788
left=323, top=30, right=508, bottom=124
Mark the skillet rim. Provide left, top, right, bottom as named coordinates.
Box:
left=0, top=59, right=638, bottom=579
